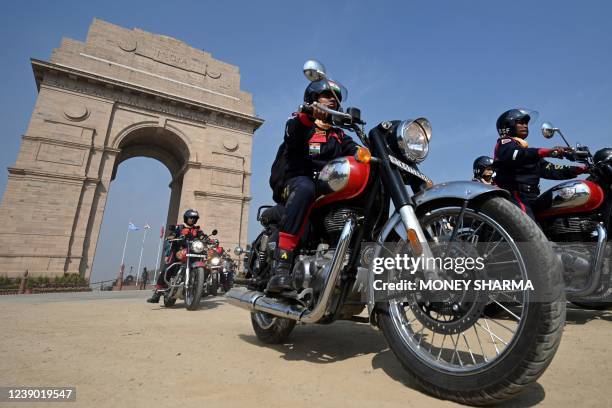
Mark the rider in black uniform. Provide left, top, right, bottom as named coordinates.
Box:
left=473, top=156, right=494, bottom=184
left=493, top=109, right=587, bottom=219
left=266, top=79, right=359, bottom=294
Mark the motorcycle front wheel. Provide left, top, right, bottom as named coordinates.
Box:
left=377, top=197, right=565, bottom=406
left=185, top=267, right=205, bottom=311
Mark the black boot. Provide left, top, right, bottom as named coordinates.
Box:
left=266, top=248, right=295, bottom=294
left=146, top=291, right=162, bottom=303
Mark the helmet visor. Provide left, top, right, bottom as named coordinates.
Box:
left=516, top=108, right=539, bottom=126
left=325, top=79, right=348, bottom=103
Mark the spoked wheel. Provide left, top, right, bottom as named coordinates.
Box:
left=185, top=267, right=205, bottom=311
left=377, top=197, right=565, bottom=405
left=251, top=311, right=296, bottom=344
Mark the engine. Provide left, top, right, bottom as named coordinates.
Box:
left=292, top=244, right=336, bottom=301
left=543, top=216, right=599, bottom=242
left=321, top=206, right=362, bottom=244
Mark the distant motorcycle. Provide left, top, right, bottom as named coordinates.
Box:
left=205, top=238, right=223, bottom=296
left=220, top=249, right=236, bottom=292
left=162, top=229, right=218, bottom=310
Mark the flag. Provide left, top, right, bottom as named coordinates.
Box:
left=144, top=224, right=151, bottom=229
left=128, top=222, right=139, bottom=231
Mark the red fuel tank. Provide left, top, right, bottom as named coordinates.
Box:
left=536, top=180, right=605, bottom=219
left=313, top=156, right=371, bottom=208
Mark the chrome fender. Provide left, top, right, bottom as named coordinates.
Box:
left=412, top=180, right=509, bottom=209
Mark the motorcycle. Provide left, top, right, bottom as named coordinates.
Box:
left=220, top=249, right=236, bottom=293
left=162, top=229, right=218, bottom=310
left=204, top=238, right=224, bottom=296
left=227, top=60, right=565, bottom=405
left=534, top=122, right=612, bottom=310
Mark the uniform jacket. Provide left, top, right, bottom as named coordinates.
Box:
left=493, top=137, right=578, bottom=188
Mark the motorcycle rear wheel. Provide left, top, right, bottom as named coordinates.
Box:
left=377, top=197, right=565, bottom=406
left=251, top=312, right=296, bottom=344
left=185, top=267, right=205, bottom=311
left=163, top=296, right=176, bottom=307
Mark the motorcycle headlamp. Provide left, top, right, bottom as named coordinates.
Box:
left=211, top=257, right=221, bottom=266
left=395, top=118, right=432, bottom=163
left=190, top=240, right=205, bottom=253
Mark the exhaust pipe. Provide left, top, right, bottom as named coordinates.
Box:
left=567, top=223, right=607, bottom=297
left=225, top=217, right=356, bottom=323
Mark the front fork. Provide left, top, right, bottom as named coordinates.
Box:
left=397, top=204, right=440, bottom=281
left=185, top=262, right=190, bottom=290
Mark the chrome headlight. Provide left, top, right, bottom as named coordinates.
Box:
left=211, top=257, right=221, bottom=266
left=190, top=240, right=205, bottom=253
left=395, top=118, right=432, bottom=163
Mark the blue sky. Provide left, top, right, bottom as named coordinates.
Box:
left=1, top=1, right=611, bottom=282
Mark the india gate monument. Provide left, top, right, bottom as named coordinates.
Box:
left=0, top=19, right=263, bottom=279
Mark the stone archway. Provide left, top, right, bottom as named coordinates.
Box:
left=112, top=125, right=190, bottom=228
left=0, top=19, right=263, bottom=279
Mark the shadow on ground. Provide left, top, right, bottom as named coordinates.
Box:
left=150, top=297, right=224, bottom=311
left=238, top=321, right=546, bottom=406
left=565, top=305, right=612, bottom=325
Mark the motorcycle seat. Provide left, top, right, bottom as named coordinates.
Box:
left=259, top=204, right=285, bottom=227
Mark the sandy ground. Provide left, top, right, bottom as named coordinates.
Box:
left=0, top=291, right=610, bottom=408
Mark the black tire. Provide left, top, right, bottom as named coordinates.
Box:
left=571, top=301, right=612, bottom=310
left=163, top=296, right=176, bottom=307
left=250, top=312, right=296, bottom=344
left=185, top=267, right=205, bottom=311
left=208, top=274, right=219, bottom=297
left=222, top=280, right=232, bottom=293
left=377, top=196, right=565, bottom=406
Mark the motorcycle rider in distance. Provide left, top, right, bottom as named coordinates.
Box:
left=473, top=156, right=494, bottom=184
left=266, top=79, right=359, bottom=294
left=146, top=209, right=206, bottom=303
left=493, top=109, right=588, bottom=219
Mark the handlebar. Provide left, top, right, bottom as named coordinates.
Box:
left=299, top=103, right=358, bottom=124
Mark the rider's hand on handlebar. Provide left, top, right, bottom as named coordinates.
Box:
left=549, top=146, right=571, bottom=158
left=311, top=103, right=329, bottom=121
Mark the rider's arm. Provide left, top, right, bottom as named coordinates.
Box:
left=540, top=160, right=588, bottom=180
left=495, top=139, right=557, bottom=166
left=284, top=113, right=313, bottom=148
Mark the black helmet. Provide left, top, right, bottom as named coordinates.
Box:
left=304, top=79, right=344, bottom=105
left=594, top=148, right=612, bottom=179
left=496, top=109, right=531, bottom=137
left=593, top=148, right=612, bottom=165
left=473, top=156, right=494, bottom=179
left=183, top=209, right=199, bottom=224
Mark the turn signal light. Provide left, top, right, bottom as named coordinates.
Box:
left=407, top=228, right=423, bottom=256
left=355, top=147, right=372, bottom=163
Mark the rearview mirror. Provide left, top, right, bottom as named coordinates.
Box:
left=541, top=122, right=557, bottom=139
left=211, top=229, right=218, bottom=236
left=303, top=60, right=326, bottom=82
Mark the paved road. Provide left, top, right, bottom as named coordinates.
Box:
left=0, top=291, right=610, bottom=408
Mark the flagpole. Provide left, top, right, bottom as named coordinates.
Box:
left=117, top=227, right=130, bottom=291
left=136, top=225, right=149, bottom=288
left=153, top=224, right=165, bottom=286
